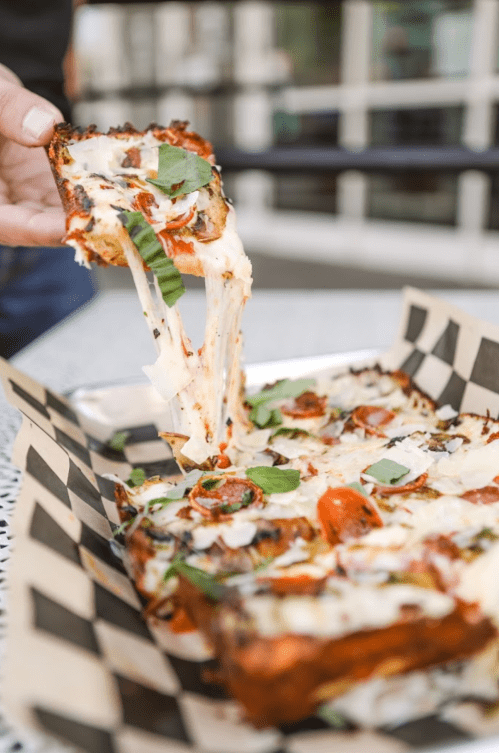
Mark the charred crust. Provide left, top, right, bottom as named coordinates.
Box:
left=73, top=185, right=94, bottom=213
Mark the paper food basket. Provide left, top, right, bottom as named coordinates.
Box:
left=3, top=287, right=499, bottom=753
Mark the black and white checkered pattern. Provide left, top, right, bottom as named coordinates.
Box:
left=382, top=288, right=499, bottom=418
left=4, top=287, right=499, bottom=753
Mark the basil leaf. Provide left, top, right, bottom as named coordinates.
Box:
left=220, top=488, right=254, bottom=514
left=121, top=211, right=185, bottom=307
left=127, top=467, right=146, bottom=487
left=112, top=520, right=132, bottom=537
left=146, top=144, right=213, bottom=198
left=163, top=555, right=226, bottom=601
left=316, top=705, right=350, bottom=729
left=201, top=477, right=223, bottom=491
left=246, top=378, right=316, bottom=408
left=108, top=430, right=129, bottom=452
left=364, top=459, right=410, bottom=485
left=250, top=405, right=283, bottom=429
left=347, top=482, right=367, bottom=496
left=246, top=466, right=300, bottom=494
left=271, top=427, right=312, bottom=439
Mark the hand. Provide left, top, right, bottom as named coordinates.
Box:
left=0, top=64, right=66, bottom=247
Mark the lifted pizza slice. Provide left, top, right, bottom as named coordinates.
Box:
left=48, top=121, right=252, bottom=464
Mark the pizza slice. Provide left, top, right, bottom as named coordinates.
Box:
left=48, top=121, right=252, bottom=464
left=113, top=368, right=499, bottom=728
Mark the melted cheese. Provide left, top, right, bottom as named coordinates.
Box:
left=61, top=131, right=252, bottom=463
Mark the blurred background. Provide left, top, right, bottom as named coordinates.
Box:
left=67, top=0, right=499, bottom=289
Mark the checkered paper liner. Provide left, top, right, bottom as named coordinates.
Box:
left=4, top=287, right=499, bottom=753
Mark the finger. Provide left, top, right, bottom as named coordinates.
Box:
left=0, top=79, right=63, bottom=148
left=0, top=204, right=66, bottom=247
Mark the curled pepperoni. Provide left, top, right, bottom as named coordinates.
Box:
left=370, top=472, right=428, bottom=497
left=281, top=391, right=327, bottom=419
left=188, top=474, right=263, bottom=521
left=461, top=486, right=499, bottom=505
left=351, top=405, right=396, bottom=437
left=164, top=207, right=196, bottom=231
left=317, top=486, right=383, bottom=545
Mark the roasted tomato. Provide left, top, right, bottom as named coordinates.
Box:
left=317, top=486, right=383, bottom=545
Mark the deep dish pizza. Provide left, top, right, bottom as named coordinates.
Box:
left=48, top=122, right=499, bottom=730
left=113, top=367, right=499, bottom=727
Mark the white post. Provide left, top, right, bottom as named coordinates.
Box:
left=458, top=0, right=499, bottom=235
left=337, top=0, right=372, bottom=222
left=233, top=2, right=274, bottom=215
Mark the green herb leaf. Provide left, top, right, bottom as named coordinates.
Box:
left=146, top=144, right=213, bottom=198
left=246, top=466, right=300, bottom=494
left=347, top=481, right=367, bottom=496
left=219, top=488, right=254, bottom=515
left=121, top=211, right=185, bottom=307
left=163, top=555, right=226, bottom=601
left=127, top=467, right=147, bottom=487
left=108, top=430, right=130, bottom=452
left=254, top=556, right=275, bottom=572
left=316, top=705, right=350, bottom=729
left=112, top=520, right=132, bottom=537
left=271, top=427, right=312, bottom=439
left=249, top=405, right=283, bottom=429
left=246, top=378, right=316, bottom=408
left=364, top=458, right=410, bottom=485
left=201, top=477, right=223, bottom=491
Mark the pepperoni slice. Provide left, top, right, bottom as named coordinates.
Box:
left=188, top=474, right=263, bottom=521
left=317, top=486, right=383, bottom=545
left=370, top=472, right=428, bottom=497
left=461, top=486, right=499, bottom=505
left=262, top=574, right=326, bottom=596
left=281, top=391, right=327, bottom=419
left=487, top=432, right=499, bottom=444
left=351, top=405, right=396, bottom=437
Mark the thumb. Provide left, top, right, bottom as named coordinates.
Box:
left=0, top=77, right=63, bottom=147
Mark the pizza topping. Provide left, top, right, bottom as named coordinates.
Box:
left=122, top=147, right=141, bottom=169
left=351, top=405, right=396, bottom=436
left=281, top=391, right=327, bottom=419
left=245, top=466, right=301, bottom=494
left=247, top=378, right=316, bottom=427
left=317, top=486, right=384, bottom=545
left=461, top=486, right=499, bottom=505
left=364, top=458, right=410, bottom=486
left=121, top=210, right=186, bottom=307
left=146, top=143, right=214, bottom=198
left=189, top=474, right=263, bottom=520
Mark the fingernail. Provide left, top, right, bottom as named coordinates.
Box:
left=22, top=107, right=56, bottom=140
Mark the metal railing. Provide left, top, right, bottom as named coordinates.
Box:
left=215, top=146, right=499, bottom=174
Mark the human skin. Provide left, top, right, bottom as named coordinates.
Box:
left=0, top=64, right=66, bottom=247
